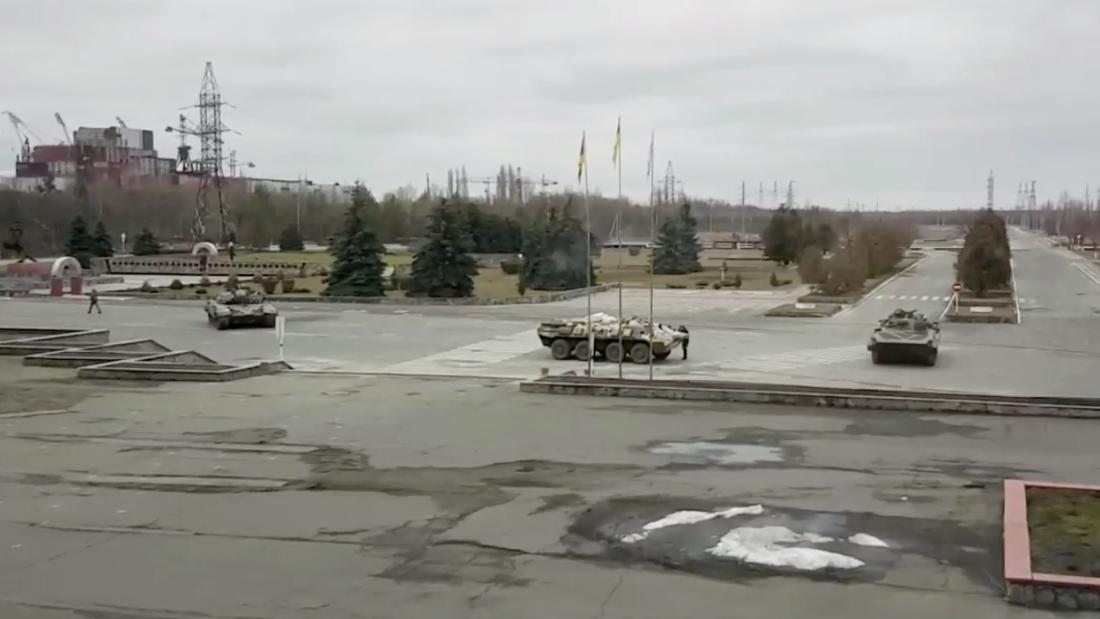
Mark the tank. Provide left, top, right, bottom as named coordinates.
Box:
left=537, top=313, right=687, bottom=364
left=204, top=289, right=278, bottom=330
left=867, top=308, right=940, bottom=366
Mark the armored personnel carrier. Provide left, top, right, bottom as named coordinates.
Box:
left=537, top=313, right=686, bottom=363
left=205, top=289, right=278, bottom=330
left=868, top=308, right=940, bottom=366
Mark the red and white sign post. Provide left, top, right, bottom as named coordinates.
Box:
left=951, top=282, right=962, bottom=312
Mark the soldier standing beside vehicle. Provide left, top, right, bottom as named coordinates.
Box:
left=678, top=325, right=690, bottom=360
left=87, top=288, right=102, bottom=314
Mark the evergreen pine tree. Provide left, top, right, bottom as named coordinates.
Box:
left=653, top=203, right=701, bottom=274
left=133, top=228, right=161, bottom=255
left=64, top=215, right=94, bottom=267
left=408, top=200, right=479, bottom=298
left=518, top=200, right=595, bottom=290
left=763, top=207, right=803, bottom=265
left=91, top=220, right=114, bottom=257
left=278, top=225, right=304, bottom=251
left=323, top=185, right=386, bottom=297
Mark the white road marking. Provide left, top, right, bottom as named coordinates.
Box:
left=920, top=296, right=929, bottom=301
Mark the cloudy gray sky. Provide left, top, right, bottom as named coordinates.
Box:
left=3, top=0, right=1099, bottom=209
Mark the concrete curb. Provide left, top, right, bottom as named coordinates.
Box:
left=519, top=376, right=1100, bottom=418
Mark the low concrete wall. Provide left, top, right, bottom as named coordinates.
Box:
left=519, top=376, right=1100, bottom=418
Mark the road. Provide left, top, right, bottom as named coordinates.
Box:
left=3, top=226, right=1099, bottom=395
left=0, top=363, right=1075, bottom=618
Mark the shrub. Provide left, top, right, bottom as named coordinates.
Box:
left=281, top=278, right=296, bottom=294
left=139, top=280, right=154, bottom=293
left=195, top=288, right=207, bottom=295
left=769, top=272, right=780, bottom=287
left=168, top=279, right=184, bottom=290
left=226, top=274, right=239, bottom=290
left=500, top=260, right=523, bottom=275
left=713, top=282, right=722, bottom=290
left=259, top=278, right=278, bottom=294
left=666, top=284, right=687, bottom=289
left=199, top=276, right=211, bottom=288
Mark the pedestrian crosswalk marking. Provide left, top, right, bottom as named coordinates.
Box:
left=871, top=293, right=1035, bottom=304
left=382, top=329, right=540, bottom=375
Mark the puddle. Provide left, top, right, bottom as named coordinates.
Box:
left=648, top=441, right=784, bottom=465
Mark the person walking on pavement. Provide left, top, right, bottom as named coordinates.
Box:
left=87, top=288, right=102, bottom=314
left=678, top=325, right=690, bottom=360
left=228, top=240, right=236, bottom=261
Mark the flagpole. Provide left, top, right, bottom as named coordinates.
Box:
left=648, top=131, right=655, bottom=382
left=616, top=118, right=624, bottom=379
left=583, top=133, right=594, bottom=378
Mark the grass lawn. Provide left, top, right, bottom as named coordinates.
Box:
left=233, top=251, right=412, bottom=267
left=1027, top=488, right=1100, bottom=577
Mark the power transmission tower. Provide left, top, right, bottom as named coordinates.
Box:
left=168, top=62, right=234, bottom=242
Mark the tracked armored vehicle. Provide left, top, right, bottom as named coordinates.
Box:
left=537, top=313, right=686, bottom=364
left=868, top=308, right=940, bottom=366
left=205, top=289, right=278, bottom=330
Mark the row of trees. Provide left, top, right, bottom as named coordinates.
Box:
left=60, top=215, right=163, bottom=266
left=760, top=206, right=915, bottom=297
left=958, top=209, right=1011, bottom=296
left=762, top=206, right=838, bottom=265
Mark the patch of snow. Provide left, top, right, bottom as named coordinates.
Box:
left=648, top=441, right=784, bottom=465
left=621, top=504, right=764, bottom=543
left=707, top=526, right=864, bottom=571
left=848, top=533, right=889, bottom=548
left=713, top=505, right=766, bottom=519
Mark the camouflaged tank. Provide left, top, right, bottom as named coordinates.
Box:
left=868, top=308, right=940, bottom=366
left=537, top=313, right=686, bottom=364
left=205, top=288, right=278, bottom=330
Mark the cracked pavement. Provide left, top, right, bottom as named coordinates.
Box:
left=0, top=360, right=1082, bottom=617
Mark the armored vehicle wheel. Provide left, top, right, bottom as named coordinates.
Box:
left=550, top=339, right=573, bottom=360
left=653, top=351, right=670, bottom=361
left=573, top=341, right=592, bottom=360
left=604, top=342, right=624, bottom=363
left=216, top=317, right=230, bottom=331
left=871, top=349, right=883, bottom=364
left=628, top=342, right=651, bottom=364
left=924, top=350, right=938, bottom=367
left=263, top=315, right=277, bottom=328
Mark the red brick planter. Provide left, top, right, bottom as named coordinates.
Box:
left=1004, top=480, right=1100, bottom=610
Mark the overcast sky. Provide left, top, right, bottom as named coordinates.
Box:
left=3, top=0, right=1099, bottom=209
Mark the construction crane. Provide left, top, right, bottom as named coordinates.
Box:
left=3, top=111, right=43, bottom=162
left=465, top=177, right=496, bottom=203
left=116, top=117, right=127, bottom=129
left=54, top=113, right=72, bottom=145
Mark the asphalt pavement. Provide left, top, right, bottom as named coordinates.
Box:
left=0, top=363, right=1076, bottom=618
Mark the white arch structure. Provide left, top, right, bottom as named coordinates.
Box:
left=192, top=242, right=219, bottom=256
left=50, top=256, right=82, bottom=278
